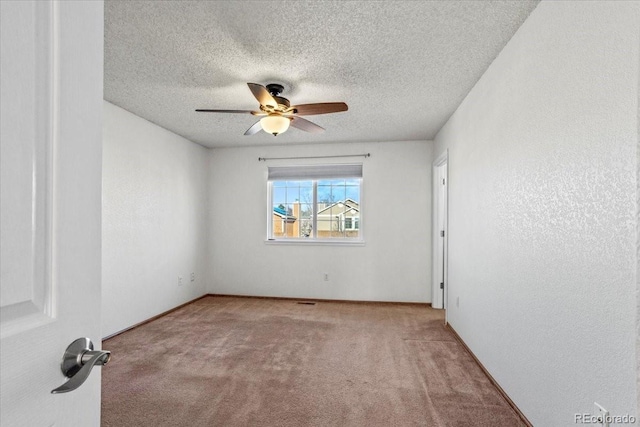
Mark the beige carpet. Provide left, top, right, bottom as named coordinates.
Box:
left=102, top=296, right=524, bottom=426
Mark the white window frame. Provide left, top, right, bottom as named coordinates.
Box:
left=266, top=164, right=364, bottom=245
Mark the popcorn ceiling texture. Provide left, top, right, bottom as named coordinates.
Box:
left=104, top=0, right=538, bottom=148
left=434, top=2, right=639, bottom=425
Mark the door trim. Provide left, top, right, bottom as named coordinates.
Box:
left=431, top=150, right=448, bottom=312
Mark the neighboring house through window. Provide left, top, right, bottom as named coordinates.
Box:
left=267, top=164, right=362, bottom=241
left=316, top=198, right=360, bottom=237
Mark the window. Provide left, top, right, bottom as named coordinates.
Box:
left=344, top=217, right=352, bottom=230
left=344, top=217, right=359, bottom=230
left=267, top=164, right=362, bottom=242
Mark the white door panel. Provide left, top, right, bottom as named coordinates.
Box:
left=1, top=1, right=104, bottom=425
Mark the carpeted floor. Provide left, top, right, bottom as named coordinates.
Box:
left=101, top=296, right=524, bottom=426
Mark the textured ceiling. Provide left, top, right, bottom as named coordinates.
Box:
left=104, top=1, right=539, bottom=148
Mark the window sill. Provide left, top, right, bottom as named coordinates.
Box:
left=265, top=239, right=365, bottom=247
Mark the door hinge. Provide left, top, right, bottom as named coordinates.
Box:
left=440, top=282, right=444, bottom=289
left=440, top=230, right=445, bottom=237
left=442, top=178, right=445, bottom=185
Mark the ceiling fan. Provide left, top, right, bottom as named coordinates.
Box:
left=196, top=83, right=348, bottom=136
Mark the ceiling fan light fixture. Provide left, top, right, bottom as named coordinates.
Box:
left=260, top=114, right=290, bottom=136
left=196, top=83, right=345, bottom=136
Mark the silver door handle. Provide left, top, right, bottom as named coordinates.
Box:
left=51, top=338, right=111, bottom=394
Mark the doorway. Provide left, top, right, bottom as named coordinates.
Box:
left=431, top=151, right=448, bottom=317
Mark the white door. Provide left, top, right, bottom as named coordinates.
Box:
left=431, top=152, right=448, bottom=310
left=0, top=1, right=104, bottom=426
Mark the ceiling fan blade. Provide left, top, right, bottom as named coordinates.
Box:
left=195, top=109, right=258, bottom=114
left=290, top=117, right=324, bottom=134
left=291, top=102, right=348, bottom=116
left=247, top=83, right=278, bottom=108
left=244, top=121, right=263, bottom=136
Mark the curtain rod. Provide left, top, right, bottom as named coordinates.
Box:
left=258, top=153, right=370, bottom=162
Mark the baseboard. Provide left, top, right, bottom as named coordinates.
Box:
left=102, top=294, right=209, bottom=341
left=446, top=324, right=533, bottom=427
left=206, top=293, right=432, bottom=307
left=103, top=293, right=431, bottom=342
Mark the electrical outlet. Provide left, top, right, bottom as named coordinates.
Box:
left=594, top=402, right=609, bottom=427
left=323, top=273, right=329, bottom=281
left=190, top=272, right=195, bottom=282
left=178, top=276, right=183, bottom=287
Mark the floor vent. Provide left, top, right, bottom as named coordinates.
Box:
left=297, top=302, right=316, bottom=305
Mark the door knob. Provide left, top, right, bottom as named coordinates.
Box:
left=51, top=338, right=111, bottom=394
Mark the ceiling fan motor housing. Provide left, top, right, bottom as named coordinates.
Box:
left=265, top=84, right=290, bottom=110
left=266, top=83, right=285, bottom=96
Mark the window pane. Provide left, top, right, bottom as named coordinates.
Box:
left=299, top=185, right=313, bottom=206
left=345, top=186, right=359, bottom=201
left=273, top=187, right=286, bottom=205
left=299, top=203, right=313, bottom=237
left=272, top=210, right=286, bottom=237
left=271, top=180, right=311, bottom=239
left=317, top=184, right=334, bottom=204
left=286, top=187, right=301, bottom=202
left=300, top=203, right=313, bottom=217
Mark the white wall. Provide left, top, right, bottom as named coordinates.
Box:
left=208, top=141, right=432, bottom=302
left=102, top=101, right=209, bottom=337
left=434, top=2, right=639, bottom=425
